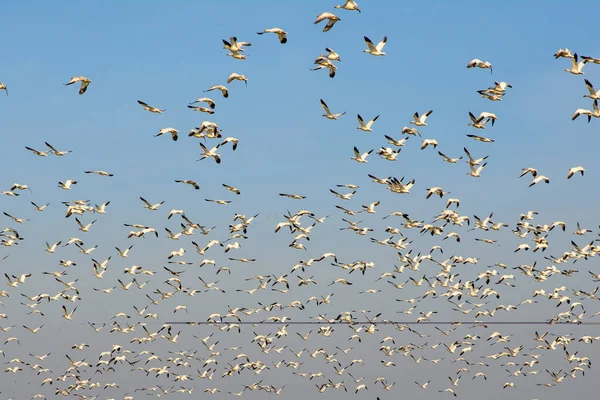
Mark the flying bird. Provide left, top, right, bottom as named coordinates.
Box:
left=64, top=76, right=92, bottom=94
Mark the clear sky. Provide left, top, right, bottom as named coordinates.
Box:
left=1, top=1, right=600, bottom=399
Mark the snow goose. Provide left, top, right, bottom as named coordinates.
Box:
left=384, top=135, right=409, bottom=147
left=583, top=79, right=600, bottom=100
left=312, top=57, right=337, bottom=78
left=58, top=180, right=77, bottom=190
left=464, top=147, right=488, bottom=166
left=204, top=85, right=229, bottom=98
left=227, top=73, right=248, bottom=85
left=222, top=37, right=251, bottom=53
left=0, top=82, right=7, bottom=95
left=335, top=0, right=360, bottom=12
left=324, top=47, right=341, bottom=61
left=221, top=137, right=239, bottom=150
left=438, top=151, right=462, bottom=163
left=519, top=167, right=538, bottom=178
left=190, top=97, right=215, bottom=109
left=467, top=162, right=487, bottom=177
left=565, top=53, right=586, bottom=75
left=466, top=134, right=495, bottom=143
left=64, top=76, right=91, bottom=95
left=279, top=193, right=306, bottom=199
left=320, top=99, right=346, bottom=120
left=554, top=48, right=573, bottom=59
left=467, top=58, right=493, bottom=73
left=222, top=184, right=240, bottom=195
left=155, top=128, right=179, bottom=141
left=187, top=104, right=214, bottom=114
left=139, top=197, right=164, bottom=210
left=572, top=100, right=600, bottom=122
left=257, top=28, right=288, bottom=44
left=44, top=142, right=72, bottom=156
left=314, top=12, right=341, bottom=32
left=25, top=146, right=49, bottom=157
left=402, top=126, right=420, bottom=136
left=421, top=139, right=438, bottom=150
left=85, top=170, right=113, bottom=177
left=357, top=114, right=379, bottom=131
left=351, top=146, right=373, bottom=163
left=174, top=180, right=200, bottom=190
left=31, top=202, right=49, bottom=211
left=137, top=100, right=165, bottom=113
left=410, top=110, right=433, bottom=126
left=330, top=189, right=356, bottom=200
left=468, top=112, right=487, bottom=129
left=363, top=36, right=387, bottom=56
left=567, top=166, right=585, bottom=179
left=529, top=175, right=550, bottom=187
left=198, top=143, right=221, bottom=164
left=581, top=55, right=600, bottom=65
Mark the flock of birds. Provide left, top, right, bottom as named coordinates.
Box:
left=1, top=1, right=600, bottom=399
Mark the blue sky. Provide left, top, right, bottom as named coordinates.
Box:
left=1, top=1, right=600, bottom=399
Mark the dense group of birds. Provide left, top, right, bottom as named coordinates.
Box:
left=1, top=1, right=600, bottom=399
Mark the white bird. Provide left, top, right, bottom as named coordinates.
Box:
left=335, top=0, right=360, bottom=12
left=584, top=79, right=600, bottom=100
left=565, top=53, right=586, bottom=75
left=363, top=36, right=387, bottom=56
left=137, top=100, right=165, bottom=113
left=155, top=128, right=179, bottom=141
left=45, top=142, right=72, bottom=156
left=220, top=137, right=239, bottom=151
left=175, top=180, right=200, bottom=190
left=227, top=73, right=248, bottom=85
left=438, top=151, right=462, bottom=163
left=75, top=217, right=96, bottom=232
left=410, top=110, right=433, bottom=127
left=25, top=146, right=49, bottom=157
left=314, top=12, right=341, bottom=32
left=45, top=241, right=62, bottom=253
left=198, top=143, right=222, bottom=164
left=421, top=139, right=438, bottom=150
left=257, top=28, right=288, bottom=44
left=529, top=175, right=550, bottom=187
left=64, top=76, right=92, bottom=94
left=554, top=48, right=573, bottom=59
left=467, top=58, right=493, bottom=73
left=567, top=166, right=585, bottom=179
left=320, top=99, right=346, bottom=120
left=572, top=100, right=600, bottom=122
left=0, top=82, right=7, bottom=95
left=115, top=245, right=133, bottom=257
left=204, top=85, right=229, bottom=98
left=31, top=202, right=49, bottom=211
left=189, top=97, right=216, bottom=109
left=279, top=193, right=306, bottom=200
left=468, top=162, right=487, bottom=178
left=323, top=47, right=341, bottom=61
left=140, top=197, right=164, bottom=210
left=351, top=146, right=373, bottom=163
left=357, top=114, right=379, bottom=132
left=85, top=170, right=113, bottom=177
left=330, top=189, right=356, bottom=201
left=58, top=180, right=77, bottom=190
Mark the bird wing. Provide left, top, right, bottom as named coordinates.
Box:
left=364, top=36, right=377, bottom=52
left=357, top=114, right=366, bottom=127
left=376, top=36, right=387, bottom=52
left=585, top=79, right=596, bottom=95
left=320, top=99, right=332, bottom=115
